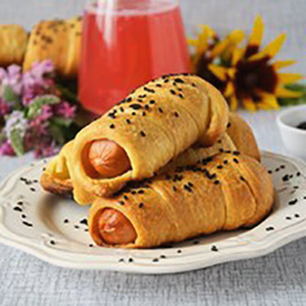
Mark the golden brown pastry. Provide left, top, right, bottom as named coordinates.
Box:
left=40, top=141, right=73, bottom=196
left=23, top=16, right=82, bottom=78
left=40, top=112, right=260, bottom=198
left=69, top=74, right=229, bottom=204
left=0, top=24, right=28, bottom=66
left=89, top=152, right=274, bottom=248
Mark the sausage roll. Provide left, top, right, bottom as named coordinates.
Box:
left=68, top=74, right=229, bottom=203
left=0, top=24, right=28, bottom=66
left=89, top=152, right=274, bottom=248
left=23, top=16, right=82, bottom=78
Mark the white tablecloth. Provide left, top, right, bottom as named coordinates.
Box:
left=0, top=110, right=306, bottom=306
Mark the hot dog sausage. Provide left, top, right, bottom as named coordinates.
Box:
left=98, top=208, right=137, bottom=245
left=88, top=140, right=131, bottom=178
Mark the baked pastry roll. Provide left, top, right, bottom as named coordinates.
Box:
left=89, top=152, right=274, bottom=248
left=0, top=24, right=28, bottom=66
left=69, top=74, right=229, bottom=203
left=40, top=112, right=260, bottom=198
left=23, top=16, right=82, bottom=78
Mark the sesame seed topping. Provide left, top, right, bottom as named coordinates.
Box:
left=132, top=112, right=136, bottom=116
left=130, top=103, right=142, bottom=110
left=214, top=180, right=220, bottom=185
left=140, top=131, right=146, bottom=137
left=170, top=89, right=176, bottom=95
left=109, top=124, right=115, bottom=129
left=174, top=112, right=179, bottom=117
left=233, top=158, right=239, bottom=164
left=158, top=108, right=163, bottom=113
left=138, top=203, right=144, bottom=208
left=149, top=100, right=156, bottom=104
left=126, top=119, right=131, bottom=124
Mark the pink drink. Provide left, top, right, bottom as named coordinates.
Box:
left=79, top=0, right=190, bottom=114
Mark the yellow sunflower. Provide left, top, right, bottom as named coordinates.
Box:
left=190, top=16, right=303, bottom=111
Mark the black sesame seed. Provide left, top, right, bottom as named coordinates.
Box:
left=156, top=84, right=162, bottom=87
left=184, top=184, right=192, bottom=192
left=297, top=172, right=301, bottom=177
left=64, top=219, right=69, bottom=223
left=126, top=97, right=132, bottom=102
left=214, top=180, right=220, bottom=185
left=138, top=203, right=144, bottom=208
left=275, top=168, right=280, bottom=172
left=109, top=124, right=115, bottom=129
left=191, top=83, right=196, bottom=87
left=288, top=199, right=298, bottom=205
left=174, top=112, right=179, bottom=117
left=233, top=158, right=239, bottom=164
left=128, top=258, right=134, bottom=263
left=266, top=226, right=274, bottom=231
left=144, top=105, right=150, bottom=110
left=143, top=87, right=155, bottom=93
left=160, top=255, right=166, bottom=259
left=126, top=119, right=131, bottom=124
left=130, top=103, right=142, bottom=110
left=89, top=244, right=94, bottom=248
left=268, top=170, right=273, bottom=174
left=174, top=78, right=184, bottom=83
left=17, top=201, right=23, bottom=205
left=119, top=201, right=125, bottom=205
left=240, top=176, right=246, bottom=182
left=178, top=94, right=184, bottom=99
left=22, top=221, right=33, bottom=227
left=30, top=187, right=36, bottom=192
left=132, top=112, right=136, bottom=116
left=227, top=122, right=231, bottom=128
left=193, top=240, right=199, bottom=245
left=13, top=206, right=22, bottom=212
left=294, top=186, right=299, bottom=189
left=219, top=148, right=224, bottom=153
left=280, top=165, right=285, bottom=169
left=131, top=191, right=137, bottom=195
left=172, top=186, right=177, bottom=192
left=140, top=131, right=146, bottom=137
left=188, top=182, right=194, bottom=187
left=74, top=225, right=79, bottom=229
left=158, top=107, right=163, bottom=113
left=295, top=213, right=300, bottom=218
left=21, top=214, right=26, bottom=219
left=217, top=165, right=223, bottom=169
left=120, top=107, right=124, bottom=112
left=50, top=240, right=56, bottom=245
left=138, top=190, right=144, bottom=194
left=170, top=89, right=176, bottom=95
left=233, top=151, right=240, bottom=156
left=223, top=160, right=228, bottom=165
left=149, top=100, right=156, bottom=104
left=80, top=218, right=88, bottom=226
left=152, top=258, right=159, bottom=262
left=142, top=112, right=146, bottom=116
left=211, top=245, right=218, bottom=252
left=286, top=216, right=292, bottom=220
left=282, top=174, right=290, bottom=182
left=118, top=258, right=124, bottom=262
left=139, top=94, right=147, bottom=98
left=123, top=195, right=129, bottom=200
left=177, top=249, right=182, bottom=253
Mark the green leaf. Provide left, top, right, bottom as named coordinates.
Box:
left=49, top=123, right=65, bottom=145
left=9, top=129, right=24, bottom=156
left=2, top=85, right=21, bottom=107
left=50, top=116, right=73, bottom=127
left=27, top=95, right=60, bottom=119
left=278, top=83, right=306, bottom=106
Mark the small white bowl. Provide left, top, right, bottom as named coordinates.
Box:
left=277, top=105, right=306, bottom=159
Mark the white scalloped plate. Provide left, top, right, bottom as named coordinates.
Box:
left=0, top=151, right=306, bottom=274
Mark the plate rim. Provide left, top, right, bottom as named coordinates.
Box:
left=0, top=150, right=306, bottom=274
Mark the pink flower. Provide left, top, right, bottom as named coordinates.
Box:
left=0, top=98, right=10, bottom=116
left=34, top=142, right=59, bottom=158
left=0, top=65, right=23, bottom=95
left=0, top=140, right=15, bottom=156
left=55, top=102, right=76, bottom=118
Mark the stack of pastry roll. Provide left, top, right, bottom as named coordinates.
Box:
left=0, top=17, right=82, bottom=78
left=41, top=74, right=274, bottom=248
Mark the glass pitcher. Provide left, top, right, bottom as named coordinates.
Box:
left=79, top=0, right=190, bottom=114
